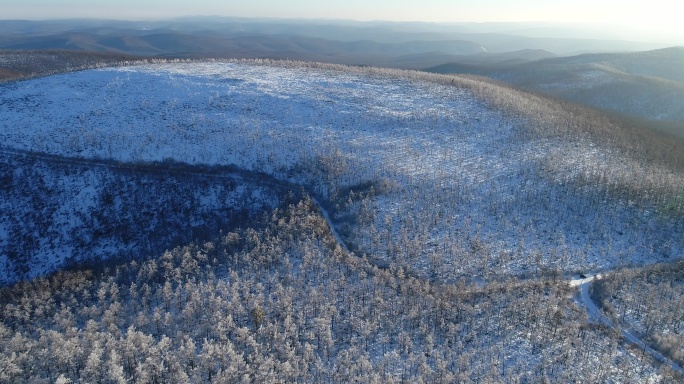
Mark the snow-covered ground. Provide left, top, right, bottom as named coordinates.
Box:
left=1, top=62, right=682, bottom=282
left=575, top=274, right=684, bottom=375
left=0, top=150, right=284, bottom=284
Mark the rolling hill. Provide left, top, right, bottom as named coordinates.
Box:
left=0, top=59, right=683, bottom=382
left=0, top=18, right=674, bottom=66
left=428, top=47, right=684, bottom=126
left=1, top=61, right=682, bottom=280
left=3, top=18, right=681, bottom=134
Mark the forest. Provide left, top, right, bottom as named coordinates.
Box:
left=2, top=198, right=680, bottom=382
left=0, top=56, right=682, bottom=382
left=592, top=260, right=684, bottom=369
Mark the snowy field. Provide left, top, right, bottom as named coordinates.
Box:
left=1, top=62, right=682, bottom=281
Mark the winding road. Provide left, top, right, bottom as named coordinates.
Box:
left=311, top=197, right=350, bottom=254
left=574, top=275, right=684, bottom=376
left=319, top=192, right=684, bottom=379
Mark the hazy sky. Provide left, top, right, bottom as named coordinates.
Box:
left=2, top=0, right=682, bottom=41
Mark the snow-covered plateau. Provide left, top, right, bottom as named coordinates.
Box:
left=0, top=61, right=682, bottom=283
left=1, top=61, right=683, bottom=382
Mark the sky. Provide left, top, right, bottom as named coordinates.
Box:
left=2, top=0, right=682, bottom=42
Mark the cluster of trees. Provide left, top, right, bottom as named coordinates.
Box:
left=0, top=50, right=150, bottom=82
left=0, top=198, right=675, bottom=382
left=4, top=53, right=684, bottom=174
left=592, top=261, right=684, bottom=368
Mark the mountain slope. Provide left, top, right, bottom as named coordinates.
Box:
left=2, top=199, right=673, bottom=383
left=1, top=61, right=682, bottom=284
left=1, top=60, right=683, bottom=382
left=427, top=47, right=684, bottom=124
left=0, top=149, right=289, bottom=284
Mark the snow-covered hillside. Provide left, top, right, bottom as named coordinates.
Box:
left=531, top=67, right=684, bottom=123
left=0, top=149, right=286, bottom=284
left=1, top=60, right=683, bottom=382
left=1, top=61, right=682, bottom=283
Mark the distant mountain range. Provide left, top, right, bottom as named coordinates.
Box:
left=0, top=18, right=673, bottom=63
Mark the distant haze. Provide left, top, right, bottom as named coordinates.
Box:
left=3, top=0, right=683, bottom=45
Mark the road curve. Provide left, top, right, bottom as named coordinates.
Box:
left=576, top=275, right=684, bottom=376
left=311, top=197, right=350, bottom=254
